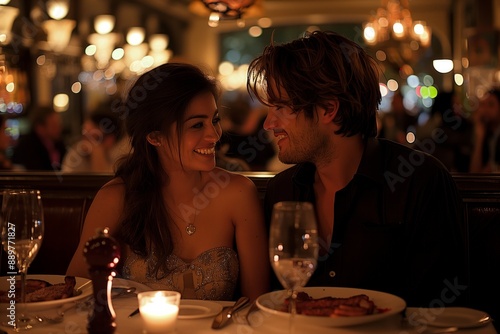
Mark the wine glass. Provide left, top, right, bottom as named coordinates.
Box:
left=1, top=189, right=44, bottom=331
left=269, top=201, right=319, bottom=333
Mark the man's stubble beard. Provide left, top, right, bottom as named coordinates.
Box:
left=278, top=129, right=331, bottom=165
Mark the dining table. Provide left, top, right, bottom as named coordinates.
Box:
left=1, top=298, right=497, bottom=334
left=0, top=278, right=497, bottom=334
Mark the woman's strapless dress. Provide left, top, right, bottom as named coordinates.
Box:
left=122, top=246, right=239, bottom=300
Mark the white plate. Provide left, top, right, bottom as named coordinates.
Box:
left=406, top=307, right=491, bottom=328
left=178, top=299, right=223, bottom=320
left=0, top=274, right=93, bottom=312
left=256, top=287, right=406, bottom=327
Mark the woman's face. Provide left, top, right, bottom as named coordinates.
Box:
left=158, top=91, right=222, bottom=172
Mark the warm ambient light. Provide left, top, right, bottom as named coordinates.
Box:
left=126, top=27, right=145, bottom=46
left=46, top=0, right=70, bottom=20
left=0, top=6, right=19, bottom=45
left=42, top=19, right=76, bottom=52
left=94, top=15, right=115, bottom=35
left=0, top=0, right=11, bottom=4
left=149, top=34, right=168, bottom=51
left=190, top=0, right=263, bottom=27
left=433, top=59, right=454, bottom=73
left=362, top=0, right=432, bottom=72
left=53, top=93, right=69, bottom=112
left=201, top=0, right=255, bottom=19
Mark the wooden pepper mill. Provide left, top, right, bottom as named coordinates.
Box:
left=84, top=227, right=121, bottom=334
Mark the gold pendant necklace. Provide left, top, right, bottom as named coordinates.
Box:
left=186, top=224, right=196, bottom=235
left=185, top=209, right=198, bottom=236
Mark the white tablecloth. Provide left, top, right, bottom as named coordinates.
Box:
left=1, top=296, right=497, bottom=334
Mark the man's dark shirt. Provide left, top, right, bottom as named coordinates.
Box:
left=264, top=138, right=467, bottom=308
left=12, top=132, right=67, bottom=171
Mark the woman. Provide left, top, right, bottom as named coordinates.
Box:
left=67, top=63, right=269, bottom=301
left=470, top=88, right=500, bottom=173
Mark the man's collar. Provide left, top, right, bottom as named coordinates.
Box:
left=356, top=137, right=385, bottom=185
left=291, top=138, right=385, bottom=187
left=291, top=162, right=315, bottom=187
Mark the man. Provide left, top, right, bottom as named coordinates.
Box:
left=12, top=107, right=66, bottom=171
left=247, top=31, right=467, bottom=308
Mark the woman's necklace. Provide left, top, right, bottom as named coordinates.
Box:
left=169, top=178, right=202, bottom=236
left=185, top=209, right=198, bottom=236
left=186, top=219, right=196, bottom=235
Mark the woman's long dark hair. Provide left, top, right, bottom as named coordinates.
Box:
left=113, top=63, right=219, bottom=278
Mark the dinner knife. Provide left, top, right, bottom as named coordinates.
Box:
left=128, top=308, right=140, bottom=318
left=211, top=296, right=249, bottom=329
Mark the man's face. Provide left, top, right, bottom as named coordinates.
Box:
left=262, top=84, right=328, bottom=165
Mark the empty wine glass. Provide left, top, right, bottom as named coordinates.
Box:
left=1, top=189, right=44, bottom=331
left=269, top=201, right=319, bottom=333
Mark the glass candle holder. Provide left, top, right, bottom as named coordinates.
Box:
left=137, top=291, right=181, bottom=333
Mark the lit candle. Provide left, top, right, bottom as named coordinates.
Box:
left=138, top=291, right=180, bottom=333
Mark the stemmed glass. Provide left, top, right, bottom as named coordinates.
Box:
left=1, top=189, right=44, bottom=331
left=269, top=201, right=319, bottom=333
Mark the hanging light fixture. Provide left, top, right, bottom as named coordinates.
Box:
left=46, top=0, right=70, bottom=20
left=42, top=19, right=76, bottom=52
left=40, top=0, right=76, bottom=53
left=0, top=5, right=19, bottom=45
left=189, top=0, right=262, bottom=27
left=363, top=0, right=431, bottom=75
left=85, top=15, right=119, bottom=69
left=202, top=0, right=255, bottom=19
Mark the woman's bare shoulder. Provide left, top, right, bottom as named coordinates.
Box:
left=100, top=177, right=125, bottom=191
left=93, top=177, right=125, bottom=203
left=208, top=168, right=255, bottom=189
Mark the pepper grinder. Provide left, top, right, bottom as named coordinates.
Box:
left=84, top=227, right=121, bottom=334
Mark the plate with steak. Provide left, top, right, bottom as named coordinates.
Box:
left=0, top=275, right=92, bottom=312
left=256, top=287, right=406, bottom=327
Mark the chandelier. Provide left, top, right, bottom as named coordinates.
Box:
left=190, top=0, right=262, bottom=27
left=363, top=0, right=431, bottom=75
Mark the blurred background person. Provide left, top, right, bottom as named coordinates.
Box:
left=378, top=91, right=418, bottom=146
left=469, top=88, right=500, bottom=173
left=416, top=91, right=472, bottom=172
left=11, top=106, right=66, bottom=171
left=0, top=114, right=13, bottom=170
left=218, top=92, right=276, bottom=171
left=62, top=107, right=130, bottom=173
